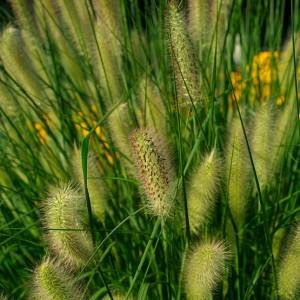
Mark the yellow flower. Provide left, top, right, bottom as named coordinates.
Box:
left=229, top=51, right=282, bottom=106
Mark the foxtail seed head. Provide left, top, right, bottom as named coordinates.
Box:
left=166, top=1, right=202, bottom=106
left=43, top=183, right=93, bottom=269
left=107, top=103, right=133, bottom=160
left=129, top=128, right=175, bottom=218
left=0, top=26, right=45, bottom=103
left=226, top=117, right=251, bottom=229
left=251, top=103, right=274, bottom=189
left=32, top=257, right=82, bottom=300
left=72, top=146, right=106, bottom=223
left=278, top=224, right=300, bottom=300
left=184, top=240, right=229, bottom=300
left=137, top=77, right=166, bottom=132
left=187, top=150, right=222, bottom=234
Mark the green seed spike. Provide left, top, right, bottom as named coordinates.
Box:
left=43, top=183, right=93, bottom=269
left=166, top=1, right=202, bottom=107
left=0, top=27, right=46, bottom=104
left=251, top=103, right=274, bottom=189
left=72, top=146, right=106, bottom=223
left=187, top=150, right=221, bottom=234
left=226, top=117, right=251, bottom=229
left=129, top=128, right=175, bottom=218
left=184, top=240, right=229, bottom=300
left=278, top=224, right=300, bottom=300
left=32, top=257, right=82, bottom=300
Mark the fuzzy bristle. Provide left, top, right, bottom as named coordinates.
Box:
left=278, top=224, right=300, bottom=299
left=166, top=1, right=202, bottom=106
left=32, top=257, right=82, bottom=300
left=184, top=240, right=229, bottom=300
left=43, top=183, right=93, bottom=269
left=72, top=146, right=106, bottom=223
left=226, top=117, right=251, bottom=229
left=251, top=103, right=274, bottom=189
left=187, top=150, right=221, bottom=234
left=129, top=128, right=175, bottom=218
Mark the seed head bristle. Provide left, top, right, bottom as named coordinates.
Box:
left=184, top=240, right=230, bottom=300
left=43, top=183, right=93, bottom=269
left=129, top=128, right=175, bottom=218
left=187, top=150, right=222, bottom=234
left=32, top=257, right=82, bottom=300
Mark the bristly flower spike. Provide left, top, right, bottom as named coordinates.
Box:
left=43, top=183, right=93, bottom=269
left=129, top=128, right=175, bottom=218
left=166, top=1, right=202, bottom=107
left=184, top=240, right=230, bottom=300
left=187, top=150, right=222, bottom=234
left=251, top=103, right=274, bottom=189
left=32, top=257, right=82, bottom=300
left=278, top=224, right=300, bottom=300
left=225, top=117, right=251, bottom=229
left=72, top=146, right=106, bottom=223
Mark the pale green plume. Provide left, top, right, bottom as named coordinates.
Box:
left=33, top=0, right=87, bottom=90
left=43, top=183, right=93, bottom=269
left=184, top=240, right=229, bottom=300
left=71, top=146, right=106, bottom=223
left=251, top=103, right=274, bottom=189
left=0, top=26, right=46, bottom=104
left=226, top=117, right=251, bottom=229
left=272, top=228, right=286, bottom=261
left=0, top=73, right=17, bottom=117
left=278, top=224, right=300, bottom=299
left=137, top=77, right=166, bottom=132
left=271, top=101, right=297, bottom=174
left=10, top=0, right=35, bottom=32
left=129, top=128, right=175, bottom=218
left=32, top=258, right=82, bottom=300
left=93, top=0, right=123, bottom=104
left=107, top=103, right=133, bottom=160
left=187, top=150, right=221, bottom=234
left=166, top=1, right=202, bottom=106
left=188, top=0, right=231, bottom=62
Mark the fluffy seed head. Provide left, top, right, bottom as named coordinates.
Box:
left=226, top=118, right=251, bottom=229
left=0, top=26, right=45, bottom=104
left=251, top=103, right=274, bottom=188
left=129, top=128, right=175, bottom=218
left=184, top=240, right=229, bottom=300
left=187, top=150, right=222, bottom=234
left=107, top=103, right=133, bottom=160
left=32, top=258, right=82, bottom=300
left=72, top=146, right=106, bottom=223
left=188, top=0, right=231, bottom=61
left=93, top=0, right=122, bottom=104
left=278, top=224, right=300, bottom=299
left=271, top=101, right=297, bottom=174
left=166, top=1, right=202, bottom=106
left=43, top=183, right=93, bottom=269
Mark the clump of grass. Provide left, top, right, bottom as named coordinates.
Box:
left=277, top=224, right=300, bottom=300
left=71, top=146, right=106, bottom=223
left=184, top=240, right=229, bottom=300
left=129, top=128, right=175, bottom=218
left=187, top=150, right=222, bottom=234
left=31, top=257, right=82, bottom=300
left=43, top=183, right=93, bottom=269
